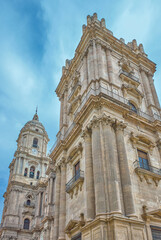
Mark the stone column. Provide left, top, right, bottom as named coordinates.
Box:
left=13, top=159, right=18, bottom=174
left=83, top=54, right=88, bottom=88
left=101, top=115, right=121, bottom=213
left=114, top=120, right=135, bottom=217
left=87, top=44, right=94, bottom=82
left=16, top=158, right=20, bottom=174
left=148, top=72, right=160, bottom=109
left=93, top=39, right=98, bottom=80
left=140, top=68, right=154, bottom=108
left=97, top=43, right=103, bottom=79
left=106, top=48, right=114, bottom=84
left=49, top=177, right=53, bottom=204
left=90, top=116, right=106, bottom=215
left=37, top=192, right=41, bottom=216
left=157, top=139, right=161, bottom=160
left=59, top=95, right=64, bottom=129
left=82, top=128, right=95, bottom=219
left=53, top=167, right=61, bottom=240
left=58, top=161, right=66, bottom=240
left=63, top=86, right=68, bottom=127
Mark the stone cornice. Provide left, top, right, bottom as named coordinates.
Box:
left=50, top=93, right=159, bottom=161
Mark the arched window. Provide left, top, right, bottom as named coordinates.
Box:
left=24, top=168, right=28, bottom=177
left=29, top=166, right=35, bottom=178
left=27, top=200, right=31, bottom=206
left=33, top=138, right=38, bottom=148
left=36, top=171, right=40, bottom=179
left=129, top=102, right=137, bottom=113
left=23, top=218, right=30, bottom=230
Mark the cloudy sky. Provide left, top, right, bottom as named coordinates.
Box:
left=0, top=0, right=161, bottom=219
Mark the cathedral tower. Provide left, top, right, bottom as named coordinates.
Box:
left=50, top=14, right=161, bottom=240
left=0, top=111, right=50, bottom=240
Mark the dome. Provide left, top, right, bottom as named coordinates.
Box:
left=17, top=110, right=49, bottom=141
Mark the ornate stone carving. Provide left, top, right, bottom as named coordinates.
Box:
left=118, top=57, right=134, bottom=74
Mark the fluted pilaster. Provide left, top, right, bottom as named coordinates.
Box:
left=59, top=95, right=64, bottom=129
left=101, top=115, right=121, bottom=213
left=58, top=161, right=66, bottom=240
left=82, top=128, right=95, bottom=219
left=53, top=167, right=61, bottom=240
left=148, top=72, right=160, bottom=109
left=83, top=54, right=88, bottom=89
left=87, top=45, right=94, bottom=82
left=97, top=43, right=104, bottom=79
left=90, top=116, right=106, bottom=215
left=140, top=69, right=154, bottom=108
left=63, top=86, right=68, bottom=126
left=114, top=120, right=135, bottom=216
left=93, top=39, right=98, bottom=80
left=106, top=48, right=114, bottom=84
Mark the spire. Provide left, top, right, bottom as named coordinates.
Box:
left=33, top=106, right=39, bottom=121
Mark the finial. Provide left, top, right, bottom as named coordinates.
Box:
left=33, top=106, right=39, bottom=121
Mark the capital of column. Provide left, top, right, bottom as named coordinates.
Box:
left=60, top=157, right=67, bottom=169
left=81, top=127, right=92, bottom=140
left=114, top=119, right=127, bottom=132
left=106, top=44, right=112, bottom=53
left=100, top=113, right=115, bottom=127
left=49, top=172, right=56, bottom=179
left=139, top=65, right=148, bottom=75
left=89, top=115, right=100, bottom=129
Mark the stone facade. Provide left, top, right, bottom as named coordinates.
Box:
left=1, top=13, right=161, bottom=240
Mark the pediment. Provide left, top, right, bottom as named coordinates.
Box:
left=130, top=132, right=155, bottom=151
left=65, top=219, right=79, bottom=233
left=28, top=160, right=38, bottom=166
left=142, top=207, right=161, bottom=221
left=122, top=84, right=144, bottom=98
left=67, top=143, right=82, bottom=162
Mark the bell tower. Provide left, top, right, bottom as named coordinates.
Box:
left=0, top=111, right=50, bottom=240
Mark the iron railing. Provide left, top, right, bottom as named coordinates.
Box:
left=134, top=160, right=161, bottom=176
left=66, top=170, right=84, bottom=192
left=119, top=69, right=140, bottom=83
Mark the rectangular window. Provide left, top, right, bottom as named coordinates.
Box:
left=151, top=226, right=161, bottom=240
left=137, top=150, right=149, bottom=171
left=74, top=161, right=80, bottom=181
left=72, top=233, right=81, bottom=240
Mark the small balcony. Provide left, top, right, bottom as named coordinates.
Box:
left=66, top=170, right=84, bottom=197
left=134, top=160, right=161, bottom=186
left=119, top=69, right=140, bottom=86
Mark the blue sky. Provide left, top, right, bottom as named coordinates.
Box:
left=0, top=0, right=161, bottom=219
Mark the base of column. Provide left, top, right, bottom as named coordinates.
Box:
left=74, top=215, right=147, bottom=240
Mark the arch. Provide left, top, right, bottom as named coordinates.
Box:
left=23, top=218, right=30, bottom=230
left=24, top=168, right=28, bottom=177
left=26, top=199, right=31, bottom=206
left=36, top=171, right=40, bottom=179
left=128, top=101, right=137, bottom=113
left=33, top=138, right=38, bottom=148
left=29, top=166, right=35, bottom=178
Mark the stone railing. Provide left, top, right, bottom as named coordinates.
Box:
left=119, top=69, right=140, bottom=83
